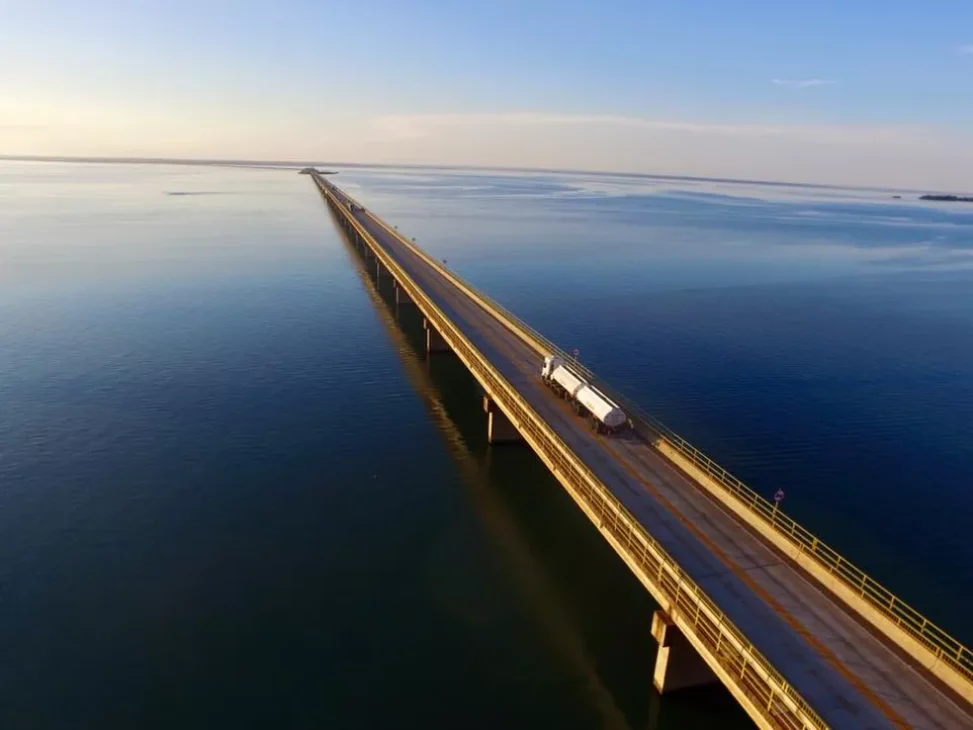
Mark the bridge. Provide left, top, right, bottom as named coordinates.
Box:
left=310, top=172, right=973, bottom=729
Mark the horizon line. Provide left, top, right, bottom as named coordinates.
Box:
left=0, top=153, right=945, bottom=195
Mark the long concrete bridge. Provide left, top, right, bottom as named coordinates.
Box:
left=310, top=172, right=973, bottom=729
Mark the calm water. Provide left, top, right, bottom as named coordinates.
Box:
left=2, top=161, right=972, bottom=728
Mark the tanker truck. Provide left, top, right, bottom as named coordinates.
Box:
left=541, top=355, right=628, bottom=434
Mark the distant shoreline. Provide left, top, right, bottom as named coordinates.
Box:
left=918, top=194, right=973, bottom=203
left=2, top=153, right=971, bottom=198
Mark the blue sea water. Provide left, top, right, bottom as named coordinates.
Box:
left=1, top=160, right=972, bottom=728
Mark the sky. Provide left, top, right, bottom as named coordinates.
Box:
left=2, top=0, right=973, bottom=189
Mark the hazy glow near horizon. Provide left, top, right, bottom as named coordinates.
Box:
left=3, top=0, right=973, bottom=189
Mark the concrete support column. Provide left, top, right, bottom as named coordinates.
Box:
left=650, top=610, right=717, bottom=694
left=395, top=284, right=414, bottom=306
left=483, top=395, right=524, bottom=444
left=375, top=259, right=383, bottom=279
left=424, top=318, right=449, bottom=354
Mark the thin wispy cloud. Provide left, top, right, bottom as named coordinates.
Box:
left=0, top=123, right=49, bottom=131
left=371, top=112, right=922, bottom=145
left=360, top=112, right=973, bottom=190
left=772, top=79, right=836, bottom=88
left=959, top=44, right=973, bottom=55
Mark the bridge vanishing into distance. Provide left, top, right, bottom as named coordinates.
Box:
left=309, top=172, right=973, bottom=729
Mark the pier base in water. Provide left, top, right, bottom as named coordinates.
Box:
left=651, top=610, right=718, bottom=694
left=483, top=395, right=524, bottom=444
left=424, top=318, right=450, bottom=354
left=396, top=284, right=414, bottom=306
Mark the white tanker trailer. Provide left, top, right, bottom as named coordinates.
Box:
left=541, top=355, right=628, bottom=434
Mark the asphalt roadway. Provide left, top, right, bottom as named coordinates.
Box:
left=324, top=181, right=973, bottom=729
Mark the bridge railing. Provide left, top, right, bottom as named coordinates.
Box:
left=317, top=177, right=825, bottom=729
left=320, top=175, right=973, bottom=688
left=510, top=314, right=973, bottom=684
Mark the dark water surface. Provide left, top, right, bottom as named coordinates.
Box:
left=2, top=161, right=972, bottom=728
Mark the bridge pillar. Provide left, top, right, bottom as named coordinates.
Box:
left=650, top=610, right=717, bottom=694
left=395, top=283, right=414, bottom=306
left=375, top=259, right=384, bottom=280
left=424, top=318, right=449, bottom=354
left=483, top=395, right=524, bottom=444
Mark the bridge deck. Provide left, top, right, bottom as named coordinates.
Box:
left=325, top=182, right=972, bottom=729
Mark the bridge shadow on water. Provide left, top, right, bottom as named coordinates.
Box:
left=332, top=214, right=752, bottom=730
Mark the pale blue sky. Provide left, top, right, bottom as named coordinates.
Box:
left=3, top=1, right=973, bottom=187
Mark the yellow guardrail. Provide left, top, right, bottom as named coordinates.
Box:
left=509, top=321, right=973, bottom=685
left=315, top=176, right=825, bottom=730
left=320, top=176, right=973, bottom=692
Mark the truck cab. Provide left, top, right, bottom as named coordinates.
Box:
left=541, top=354, right=565, bottom=379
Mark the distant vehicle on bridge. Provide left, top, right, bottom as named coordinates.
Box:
left=541, top=355, right=627, bottom=434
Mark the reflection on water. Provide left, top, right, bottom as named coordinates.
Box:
left=336, top=166, right=973, bottom=643
left=2, top=160, right=972, bottom=727
left=332, top=209, right=751, bottom=729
